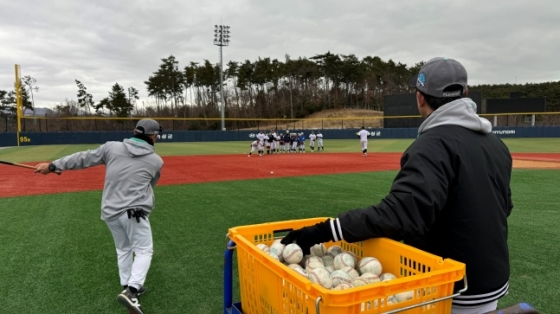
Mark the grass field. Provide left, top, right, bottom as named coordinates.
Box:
left=0, top=138, right=559, bottom=314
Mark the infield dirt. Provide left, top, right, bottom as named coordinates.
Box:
left=1, top=152, right=558, bottom=198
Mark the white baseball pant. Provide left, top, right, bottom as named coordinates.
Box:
left=106, top=211, right=153, bottom=290
left=361, top=140, right=368, bottom=151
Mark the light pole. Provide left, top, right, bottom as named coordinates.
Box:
left=172, top=65, right=178, bottom=115
left=214, top=24, right=230, bottom=131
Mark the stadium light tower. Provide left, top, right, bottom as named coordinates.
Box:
left=214, top=24, right=230, bottom=131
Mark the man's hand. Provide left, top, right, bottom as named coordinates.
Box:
left=34, top=163, right=52, bottom=175
left=280, top=219, right=334, bottom=255
left=127, top=208, right=148, bottom=223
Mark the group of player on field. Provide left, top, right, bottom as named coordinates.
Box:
left=249, top=130, right=324, bottom=156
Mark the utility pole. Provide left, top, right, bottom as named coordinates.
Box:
left=214, top=24, right=230, bottom=131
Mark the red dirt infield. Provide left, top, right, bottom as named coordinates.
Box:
left=1, top=152, right=558, bottom=198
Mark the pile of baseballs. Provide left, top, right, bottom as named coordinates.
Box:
left=254, top=240, right=414, bottom=304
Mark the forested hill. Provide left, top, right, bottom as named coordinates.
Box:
left=2, top=53, right=559, bottom=120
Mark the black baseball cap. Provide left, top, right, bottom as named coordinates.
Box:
left=416, top=57, right=468, bottom=98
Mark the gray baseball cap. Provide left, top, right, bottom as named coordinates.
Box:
left=416, top=57, right=468, bottom=98
left=134, top=119, right=162, bottom=135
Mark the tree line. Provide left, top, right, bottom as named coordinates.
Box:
left=1, top=52, right=560, bottom=127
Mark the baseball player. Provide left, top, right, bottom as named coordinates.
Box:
left=308, top=131, right=317, bottom=152
left=298, top=132, right=306, bottom=153
left=34, top=119, right=164, bottom=314
left=290, top=133, right=298, bottom=153
left=248, top=139, right=262, bottom=157
left=357, top=126, right=371, bottom=157
left=282, top=131, right=291, bottom=153
left=271, top=131, right=279, bottom=153
left=316, top=131, right=324, bottom=151
left=256, top=131, right=265, bottom=143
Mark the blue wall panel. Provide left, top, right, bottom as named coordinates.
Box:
left=3, top=126, right=560, bottom=147
left=0, top=132, right=17, bottom=147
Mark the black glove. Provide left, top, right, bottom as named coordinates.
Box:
left=281, top=219, right=334, bottom=255
left=127, top=208, right=148, bottom=223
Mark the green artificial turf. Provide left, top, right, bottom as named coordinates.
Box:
left=0, top=169, right=558, bottom=313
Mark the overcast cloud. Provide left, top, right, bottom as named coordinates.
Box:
left=1, top=0, right=558, bottom=108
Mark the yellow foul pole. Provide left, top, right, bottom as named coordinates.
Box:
left=15, top=64, right=22, bottom=146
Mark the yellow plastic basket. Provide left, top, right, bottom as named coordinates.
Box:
left=228, top=218, right=466, bottom=314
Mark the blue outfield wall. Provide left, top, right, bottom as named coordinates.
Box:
left=1, top=126, right=560, bottom=147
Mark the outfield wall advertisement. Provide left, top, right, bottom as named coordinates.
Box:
left=1, top=126, right=559, bottom=146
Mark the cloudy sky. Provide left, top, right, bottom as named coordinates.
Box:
left=1, top=0, right=558, bottom=109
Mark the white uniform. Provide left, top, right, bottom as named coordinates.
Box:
left=357, top=129, right=371, bottom=156
left=271, top=132, right=279, bottom=153
left=257, top=132, right=265, bottom=142
left=248, top=140, right=260, bottom=156
left=308, top=133, right=317, bottom=151
left=316, top=132, right=324, bottom=151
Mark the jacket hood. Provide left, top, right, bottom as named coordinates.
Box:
left=418, top=98, right=492, bottom=135
left=123, top=138, right=155, bottom=157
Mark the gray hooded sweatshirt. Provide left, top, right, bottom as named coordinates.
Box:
left=52, top=137, right=164, bottom=221
left=418, top=97, right=492, bottom=135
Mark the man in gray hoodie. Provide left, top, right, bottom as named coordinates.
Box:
left=35, top=118, right=164, bottom=314
left=281, top=58, right=513, bottom=313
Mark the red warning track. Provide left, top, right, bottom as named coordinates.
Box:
left=1, top=152, right=558, bottom=198
left=0, top=153, right=401, bottom=198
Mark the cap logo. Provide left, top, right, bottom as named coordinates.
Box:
left=442, top=90, right=462, bottom=97
left=417, top=73, right=426, bottom=87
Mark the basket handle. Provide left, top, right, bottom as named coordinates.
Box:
left=381, top=275, right=468, bottom=314
left=315, top=296, right=322, bottom=314
left=312, top=276, right=467, bottom=314
left=225, top=233, right=236, bottom=250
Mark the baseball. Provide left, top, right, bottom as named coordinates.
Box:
left=292, top=267, right=308, bottom=278
left=327, top=245, right=343, bottom=257
left=322, top=255, right=334, bottom=267
left=305, top=256, right=324, bottom=267
left=394, top=290, right=414, bottom=302
left=310, top=243, right=327, bottom=257
left=351, top=277, right=369, bottom=287
left=288, top=263, right=304, bottom=271
left=346, top=251, right=360, bottom=266
left=360, top=272, right=381, bottom=284
left=268, top=252, right=280, bottom=261
left=269, top=242, right=285, bottom=262
left=288, top=264, right=307, bottom=278
left=333, top=252, right=355, bottom=270
left=340, top=266, right=360, bottom=279
left=307, top=268, right=333, bottom=289
left=305, top=261, right=325, bottom=272
left=359, top=257, right=382, bottom=276
left=283, top=243, right=303, bottom=264
left=332, top=283, right=353, bottom=290
left=256, top=243, right=270, bottom=253
left=330, top=270, right=352, bottom=287
left=380, top=272, right=398, bottom=282
left=270, top=171, right=274, bottom=174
